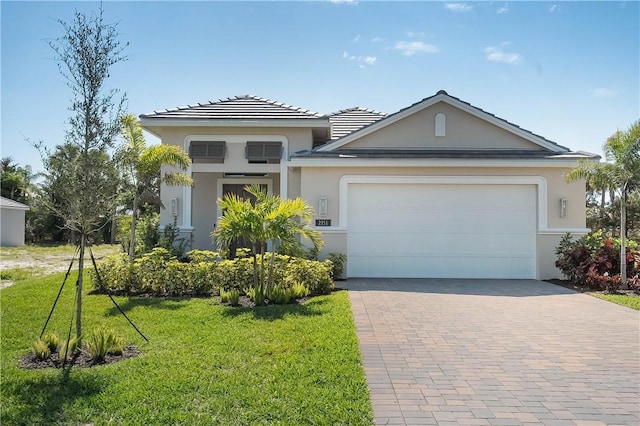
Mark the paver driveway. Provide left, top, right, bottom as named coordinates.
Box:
left=345, top=279, right=640, bottom=425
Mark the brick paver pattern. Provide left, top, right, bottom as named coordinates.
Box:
left=345, top=279, right=640, bottom=425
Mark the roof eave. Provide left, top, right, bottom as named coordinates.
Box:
left=138, top=117, right=331, bottom=129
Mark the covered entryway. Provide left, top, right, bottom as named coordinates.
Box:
left=347, top=183, right=536, bottom=278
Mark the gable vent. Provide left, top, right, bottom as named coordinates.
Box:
left=190, top=141, right=226, bottom=162
left=246, top=141, right=282, bottom=163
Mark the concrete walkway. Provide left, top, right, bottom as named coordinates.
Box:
left=345, top=279, right=640, bottom=425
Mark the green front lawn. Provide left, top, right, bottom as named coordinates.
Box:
left=1, top=272, right=373, bottom=425
left=590, top=292, right=640, bottom=310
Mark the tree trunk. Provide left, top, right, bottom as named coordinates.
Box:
left=110, top=206, right=117, bottom=244
left=77, top=232, right=86, bottom=339
left=129, top=196, right=138, bottom=259
left=620, top=191, right=627, bottom=289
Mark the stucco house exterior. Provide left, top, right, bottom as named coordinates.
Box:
left=0, top=196, right=29, bottom=246
left=139, top=90, right=598, bottom=280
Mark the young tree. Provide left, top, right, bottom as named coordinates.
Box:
left=213, top=184, right=322, bottom=304
left=37, top=6, right=127, bottom=339
left=117, top=114, right=193, bottom=259
left=567, top=119, right=640, bottom=286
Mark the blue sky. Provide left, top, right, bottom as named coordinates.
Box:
left=2, top=1, right=638, bottom=173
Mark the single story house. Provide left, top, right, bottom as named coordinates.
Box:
left=0, top=196, right=29, bottom=246
left=139, top=90, right=598, bottom=280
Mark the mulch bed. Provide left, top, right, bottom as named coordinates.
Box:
left=20, top=344, right=140, bottom=370
left=545, top=278, right=639, bottom=296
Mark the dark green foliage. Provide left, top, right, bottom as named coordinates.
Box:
left=327, top=252, right=347, bottom=280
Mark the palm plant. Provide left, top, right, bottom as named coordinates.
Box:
left=566, top=119, right=640, bottom=286
left=117, top=115, right=193, bottom=259
left=213, top=184, right=322, bottom=304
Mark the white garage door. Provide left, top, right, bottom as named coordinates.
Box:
left=347, top=183, right=536, bottom=279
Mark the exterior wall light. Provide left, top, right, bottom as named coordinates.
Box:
left=170, top=198, right=179, bottom=217
left=559, top=198, right=567, bottom=218
left=318, top=196, right=328, bottom=217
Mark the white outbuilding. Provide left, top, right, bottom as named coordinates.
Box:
left=0, top=196, right=29, bottom=246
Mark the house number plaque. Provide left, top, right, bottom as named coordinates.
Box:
left=315, top=219, right=332, bottom=227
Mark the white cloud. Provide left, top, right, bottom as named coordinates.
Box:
left=352, top=35, right=361, bottom=43
left=497, top=4, right=509, bottom=14
left=394, top=41, right=439, bottom=56
left=406, top=31, right=425, bottom=39
left=549, top=4, right=558, bottom=12
left=342, top=51, right=377, bottom=67
left=590, top=88, right=617, bottom=98
left=444, top=3, right=473, bottom=12
left=329, top=0, right=358, bottom=4
left=371, top=37, right=385, bottom=43
left=484, top=46, right=522, bottom=64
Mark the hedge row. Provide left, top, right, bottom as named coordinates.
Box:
left=91, top=248, right=334, bottom=297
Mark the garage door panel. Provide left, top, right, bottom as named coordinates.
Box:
left=347, top=183, right=536, bottom=279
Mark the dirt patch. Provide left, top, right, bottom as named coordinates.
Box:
left=20, top=344, right=140, bottom=370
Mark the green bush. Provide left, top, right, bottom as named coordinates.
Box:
left=327, top=252, right=347, bottom=280
left=92, top=253, right=136, bottom=293
left=186, top=250, right=222, bottom=263
left=32, top=339, right=51, bottom=360
left=93, top=249, right=333, bottom=298
left=86, top=328, right=125, bottom=361
left=220, top=287, right=240, bottom=305
left=59, top=335, right=81, bottom=361
left=267, top=284, right=292, bottom=305
left=290, top=281, right=309, bottom=298
left=41, top=333, right=60, bottom=353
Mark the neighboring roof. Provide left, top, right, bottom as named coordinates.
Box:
left=0, top=196, right=29, bottom=210
left=317, top=90, right=572, bottom=154
left=140, top=95, right=325, bottom=120
left=328, top=107, right=387, bottom=139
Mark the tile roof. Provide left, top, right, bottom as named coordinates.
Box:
left=0, top=196, right=29, bottom=210
left=328, top=107, right=387, bottom=139
left=140, top=95, right=325, bottom=120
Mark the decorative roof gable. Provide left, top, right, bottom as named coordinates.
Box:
left=317, top=90, right=571, bottom=153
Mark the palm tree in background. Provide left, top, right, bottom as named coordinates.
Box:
left=566, top=119, right=640, bottom=286
left=117, top=114, right=193, bottom=259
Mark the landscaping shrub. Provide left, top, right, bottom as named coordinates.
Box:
left=41, top=333, right=60, bottom=353
left=59, top=335, right=81, bottom=361
left=32, top=339, right=50, bottom=360
left=85, top=328, right=125, bottom=361
left=92, top=253, right=136, bottom=293
left=220, top=287, right=240, bottom=305
left=555, top=231, right=640, bottom=289
left=586, top=272, right=622, bottom=293
left=186, top=250, right=222, bottom=263
left=93, top=249, right=333, bottom=299
left=327, top=252, right=347, bottom=280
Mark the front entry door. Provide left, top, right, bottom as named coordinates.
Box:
left=222, top=184, right=268, bottom=257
